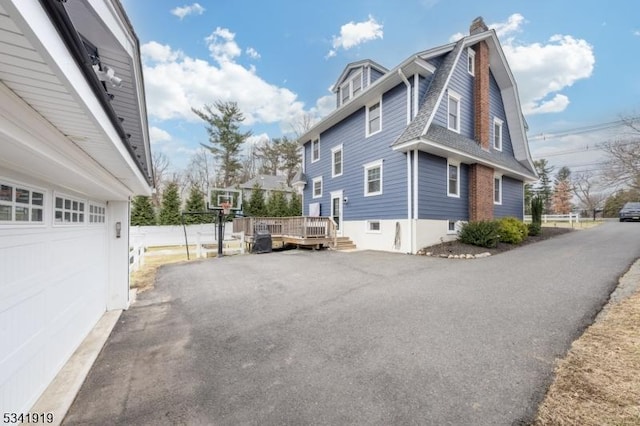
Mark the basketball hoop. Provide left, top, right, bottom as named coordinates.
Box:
left=220, top=202, right=232, bottom=215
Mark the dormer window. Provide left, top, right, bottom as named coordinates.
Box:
left=340, top=71, right=363, bottom=106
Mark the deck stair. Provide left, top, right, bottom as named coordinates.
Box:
left=334, top=236, right=357, bottom=250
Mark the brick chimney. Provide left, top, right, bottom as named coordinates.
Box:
left=468, top=17, right=494, bottom=221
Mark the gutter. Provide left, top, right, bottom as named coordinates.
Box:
left=39, top=0, right=152, bottom=186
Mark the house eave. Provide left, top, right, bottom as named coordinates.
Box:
left=393, top=137, right=538, bottom=182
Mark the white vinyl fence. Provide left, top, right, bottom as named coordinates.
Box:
left=129, top=224, right=241, bottom=272
left=524, top=213, right=580, bottom=225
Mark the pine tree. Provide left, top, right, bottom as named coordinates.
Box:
left=245, top=183, right=266, bottom=217
left=158, top=182, right=182, bottom=225
left=192, top=101, right=251, bottom=187
left=288, top=191, right=302, bottom=216
left=130, top=195, right=156, bottom=226
left=266, top=191, right=288, bottom=217
left=183, top=186, right=211, bottom=224
left=534, top=159, right=554, bottom=214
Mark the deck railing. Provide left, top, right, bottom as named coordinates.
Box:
left=233, top=216, right=337, bottom=246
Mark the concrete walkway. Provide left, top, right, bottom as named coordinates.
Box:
left=64, top=222, right=640, bottom=425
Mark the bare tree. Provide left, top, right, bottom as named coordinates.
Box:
left=184, top=147, right=217, bottom=194
left=151, top=151, right=171, bottom=208
left=600, top=116, right=640, bottom=192
left=238, top=143, right=258, bottom=184
left=290, top=113, right=315, bottom=140
left=278, top=136, right=301, bottom=186
left=573, top=171, right=606, bottom=214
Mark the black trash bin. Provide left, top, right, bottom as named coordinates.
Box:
left=252, top=229, right=272, bottom=254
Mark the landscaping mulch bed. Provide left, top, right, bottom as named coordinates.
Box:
left=419, top=226, right=573, bottom=258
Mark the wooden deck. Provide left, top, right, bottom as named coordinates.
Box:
left=233, top=216, right=338, bottom=249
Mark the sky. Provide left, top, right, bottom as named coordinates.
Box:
left=121, top=0, right=640, bottom=181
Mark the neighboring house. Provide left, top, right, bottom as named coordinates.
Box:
left=0, top=0, right=152, bottom=413
left=298, top=17, right=537, bottom=253
left=239, top=174, right=294, bottom=201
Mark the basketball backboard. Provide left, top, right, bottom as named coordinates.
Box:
left=207, top=188, right=242, bottom=211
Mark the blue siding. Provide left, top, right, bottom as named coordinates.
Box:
left=433, top=48, right=474, bottom=139
left=369, top=67, right=384, bottom=85
left=489, top=72, right=514, bottom=157
left=417, top=152, right=469, bottom=220
left=303, top=83, right=409, bottom=220
left=494, top=176, right=523, bottom=219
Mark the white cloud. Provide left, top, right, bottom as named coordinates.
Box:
left=205, top=27, right=242, bottom=63
left=450, top=14, right=594, bottom=116
left=246, top=47, right=261, bottom=59
left=149, top=126, right=172, bottom=144
left=634, top=30, right=640, bottom=36
left=140, top=35, right=308, bottom=130
left=170, top=3, right=205, bottom=20
left=328, top=15, right=383, bottom=57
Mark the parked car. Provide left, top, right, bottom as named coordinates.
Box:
left=619, top=202, right=640, bottom=222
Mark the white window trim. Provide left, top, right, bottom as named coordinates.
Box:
left=340, top=71, right=363, bottom=106
left=365, top=98, right=382, bottom=137
left=493, top=117, right=503, bottom=151
left=88, top=202, right=107, bottom=224
left=0, top=178, right=46, bottom=227
left=467, top=48, right=475, bottom=76
left=312, top=176, right=323, bottom=199
left=366, top=220, right=382, bottom=234
left=447, top=220, right=457, bottom=235
left=53, top=192, right=87, bottom=226
left=363, top=159, right=383, bottom=197
left=331, top=144, right=343, bottom=178
left=447, top=159, right=460, bottom=198
left=311, top=138, right=320, bottom=163
left=494, top=174, right=503, bottom=205
left=447, top=89, right=461, bottom=133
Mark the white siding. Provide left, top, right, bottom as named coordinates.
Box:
left=0, top=172, right=108, bottom=413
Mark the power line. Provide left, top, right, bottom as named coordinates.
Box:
left=528, top=116, right=640, bottom=142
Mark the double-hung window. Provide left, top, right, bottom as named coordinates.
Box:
left=494, top=175, right=502, bottom=205
left=364, top=160, right=383, bottom=196
left=312, top=176, right=323, bottom=199
left=311, top=138, right=320, bottom=162
left=448, top=90, right=461, bottom=133
left=331, top=145, right=343, bottom=178
left=447, top=160, right=460, bottom=197
left=366, top=100, right=381, bottom=136
left=493, top=118, right=503, bottom=151
left=340, top=72, right=363, bottom=105
left=0, top=181, right=45, bottom=224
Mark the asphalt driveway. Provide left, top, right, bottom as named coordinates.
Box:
left=65, top=222, right=640, bottom=425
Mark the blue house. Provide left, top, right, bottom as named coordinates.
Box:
left=295, top=17, right=537, bottom=253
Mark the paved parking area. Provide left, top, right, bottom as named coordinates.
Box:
left=64, top=222, right=640, bottom=425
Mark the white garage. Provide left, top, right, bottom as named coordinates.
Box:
left=0, top=0, right=152, bottom=413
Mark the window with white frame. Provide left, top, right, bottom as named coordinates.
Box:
left=366, top=220, right=381, bottom=233
left=0, top=181, right=45, bottom=224
left=331, top=145, right=343, bottom=178
left=447, top=160, right=460, bottom=197
left=366, top=100, right=381, bottom=136
left=89, top=203, right=106, bottom=224
left=494, top=175, right=502, bottom=205
left=448, top=90, right=461, bottom=133
left=448, top=220, right=456, bottom=234
left=311, top=138, right=320, bottom=162
left=493, top=118, right=503, bottom=151
left=467, top=48, right=475, bottom=76
left=340, top=71, right=363, bottom=105
left=312, top=176, right=323, bottom=198
left=364, top=159, right=383, bottom=196
left=54, top=194, right=85, bottom=224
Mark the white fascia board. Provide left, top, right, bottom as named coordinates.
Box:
left=392, top=137, right=537, bottom=182
left=5, top=0, right=151, bottom=193
left=87, top=0, right=136, bottom=56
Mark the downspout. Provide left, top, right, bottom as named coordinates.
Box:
left=413, top=149, right=419, bottom=254
left=399, top=68, right=412, bottom=253
left=398, top=69, right=411, bottom=124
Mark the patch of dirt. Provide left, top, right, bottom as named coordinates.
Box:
left=419, top=226, right=573, bottom=257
